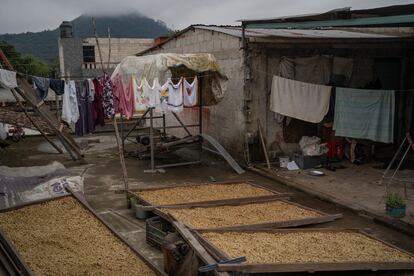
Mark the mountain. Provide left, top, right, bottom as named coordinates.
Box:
left=0, top=13, right=171, bottom=63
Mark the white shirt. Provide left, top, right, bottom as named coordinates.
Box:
left=61, top=80, right=79, bottom=124
left=183, top=77, right=198, bottom=107
left=167, top=78, right=183, bottom=113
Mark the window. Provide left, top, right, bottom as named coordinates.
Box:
left=82, top=46, right=95, bottom=63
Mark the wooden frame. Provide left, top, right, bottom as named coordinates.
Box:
left=192, top=228, right=414, bottom=274
left=153, top=197, right=342, bottom=231
left=0, top=191, right=166, bottom=276
left=128, top=180, right=289, bottom=208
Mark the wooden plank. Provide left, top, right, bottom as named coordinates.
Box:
left=129, top=179, right=259, bottom=192
left=172, top=221, right=230, bottom=276
left=194, top=214, right=343, bottom=231
left=136, top=194, right=291, bottom=211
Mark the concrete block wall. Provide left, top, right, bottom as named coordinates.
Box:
left=144, top=28, right=246, bottom=159
left=58, top=38, right=83, bottom=77
left=83, top=38, right=154, bottom=64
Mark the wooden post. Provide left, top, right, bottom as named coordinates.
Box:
left=113, top=117, right=129, bottom=206
left=258, top=119, right=271, bottom=169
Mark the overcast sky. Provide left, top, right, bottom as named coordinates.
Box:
left=1, top=0, right=413, bottom=34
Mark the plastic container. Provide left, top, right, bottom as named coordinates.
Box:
left=135, top=204, right=151, bottom=219
left=279, top=156, right=290, bottom=168
left=292, top=152, right=327, bottom=169
left=146, top=216, right=169, bottom=249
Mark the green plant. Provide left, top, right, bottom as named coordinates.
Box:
left=385, top=192, right=406, bottom=208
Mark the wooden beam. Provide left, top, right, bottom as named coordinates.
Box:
left=172, top=221, right=230, bottom=276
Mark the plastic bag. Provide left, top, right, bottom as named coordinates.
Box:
left=299, top=136, right=328, bottom=156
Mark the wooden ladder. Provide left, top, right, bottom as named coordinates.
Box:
left=0, top=48, right=83, bottom=160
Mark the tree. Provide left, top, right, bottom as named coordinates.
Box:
left=0, top=41, right=52, bottom=77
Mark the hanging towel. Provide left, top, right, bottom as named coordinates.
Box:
left=49, top=79, right=65, bottom=96
left=0, top=69, right=17, bottom=88
left=333, top=88, right=395, bottom=143
left=61, top=80, right=79, bottom=124
left=183, top=77, right=198, bottom=107
left=113, top=76, right=134, bottom=119
left=270, top=75, right=331, bottom=123
left=32, top=76, right=50, bottom=100
left=167, top=78, right=183, bottom=113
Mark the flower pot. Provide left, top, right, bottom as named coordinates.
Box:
left=386, top=205, right=406, bottom=218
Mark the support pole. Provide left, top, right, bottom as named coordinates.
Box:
left=149, top=108, right=155, bottom=171
left=113, top=117, right=129, bottom=206
left=172, top=112, right=192, bottom=137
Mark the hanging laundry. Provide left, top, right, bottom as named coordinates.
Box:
left=295, top=56, right=331, bottom=85
left=92, top=78, right=105, bottom=127
left=167, top=78, right=183, bottom=113
left=0, top=69, right=17, bottom=88
left=32, top=76, right=50, bottom=100
left=113, top=76, right=134, bottom=119
left=333, top=88, right=395, bottom=143
left=101, top=74, right=115, bottom=119
left=49, top=79, right=65, bottom=96
left=75, top=80, right=94, bottom=136
left=141, top=78, right=162, bottom=110
left=61, top=80, right=79, bottom=124
left=87, top=79, right=95, bottom=102
left=156, top=81, right=169, bottom=113
left=270, top=75, right=331, bottom=123
left=183, top=77, right=198, bottom=107
left=132, top=77, right=149, bottom=112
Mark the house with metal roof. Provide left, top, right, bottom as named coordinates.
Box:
left=138, top=4, right=414, bottom=163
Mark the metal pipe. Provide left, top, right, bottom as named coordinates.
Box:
left=149, top=108, right=155, bottom=170
left=123, top=108, right=150, bottom=140
left=156, top=160, right=201, bottom=169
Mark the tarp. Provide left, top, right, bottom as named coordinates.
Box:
left=0, top=162, right=84, bottom=209
left=111, top=53, right=228, bottom=106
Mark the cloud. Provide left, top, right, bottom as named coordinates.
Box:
left=0, top=0, right=413, bottom=34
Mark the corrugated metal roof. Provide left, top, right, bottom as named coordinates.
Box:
left=194, top=25, right=398, bottom=39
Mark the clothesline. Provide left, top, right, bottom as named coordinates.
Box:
left=250, top=66, right=414, bottom=92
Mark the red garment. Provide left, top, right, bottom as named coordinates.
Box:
left=113, top=76, right=134, bottom=119
left=92, top=78, right=105, bottom=126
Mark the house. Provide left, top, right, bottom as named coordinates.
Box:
left=137, top=4, right=414, bottom=162
left=58, top=21, right=155, bottom=78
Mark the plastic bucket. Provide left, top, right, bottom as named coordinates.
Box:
left=279, top=156, right=289, bottom=168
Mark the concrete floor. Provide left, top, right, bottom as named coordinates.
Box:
left=256, top=162, right=414, bottom=227
left=2, top=135, right=414, bottom=275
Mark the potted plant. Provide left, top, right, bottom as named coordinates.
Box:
left=385, top=192, right=406, bottom=218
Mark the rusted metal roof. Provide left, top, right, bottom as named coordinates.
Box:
left=194, top=25, right=399, bottom=39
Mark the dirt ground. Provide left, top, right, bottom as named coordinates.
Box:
left=1, top=135, right=414, bottom=275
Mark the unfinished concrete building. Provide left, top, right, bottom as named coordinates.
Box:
left=138, top=9, right=414, bottom=163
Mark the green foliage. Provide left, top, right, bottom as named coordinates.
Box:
left=0, top=41, right=53, bottom=77
left=385, top=192, right=406, bottom=208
